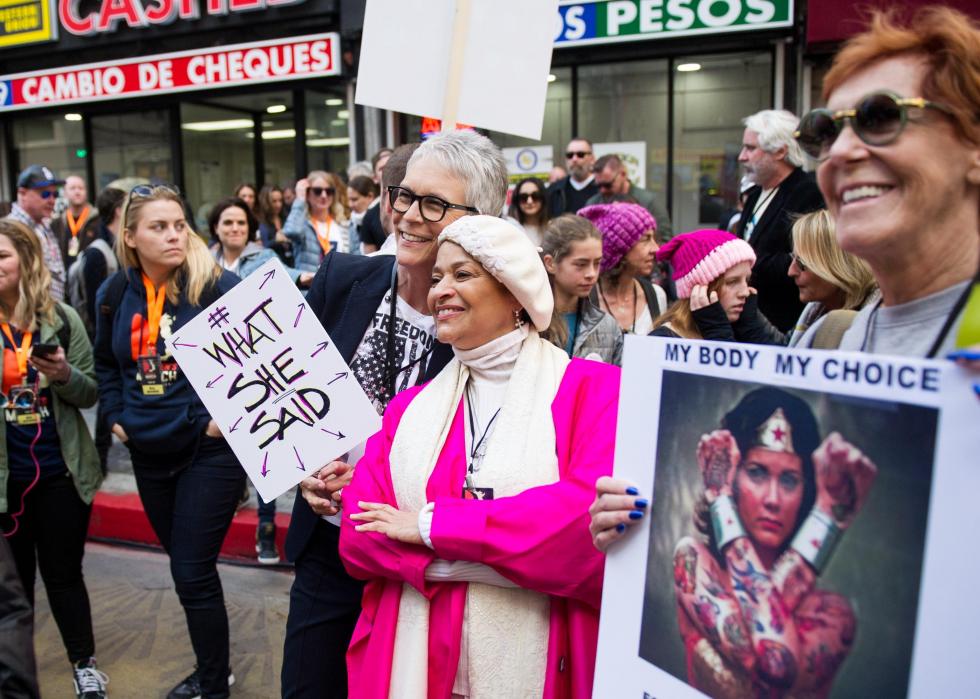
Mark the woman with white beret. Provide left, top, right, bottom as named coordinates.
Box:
left=339, top=214, right=619, bottom=699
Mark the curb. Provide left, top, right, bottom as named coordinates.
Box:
left=87, top=490, right=292, bottom=566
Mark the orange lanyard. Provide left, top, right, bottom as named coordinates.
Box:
left=1, top=323, right=32, bottom=381
left=141, top=273, right=166, bottom=356
left=311, top=215, right=334, bottom=254
left=66, top=206, right=90, bottom=238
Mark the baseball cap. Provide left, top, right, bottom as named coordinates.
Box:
left=17, top=164, right=65, bottom=189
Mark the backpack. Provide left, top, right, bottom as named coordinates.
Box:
left=67, top=238, right=118, bottom=337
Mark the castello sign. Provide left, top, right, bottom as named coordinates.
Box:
left=58, top=0, right=308, bottom=35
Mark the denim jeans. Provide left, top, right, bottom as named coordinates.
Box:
left=131, top=435, right=245, bottom=699
left=3, top=471, right=95, bottom=663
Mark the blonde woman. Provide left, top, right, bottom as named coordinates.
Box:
left=787, top=209, right=877, bottom=346
left=93, top=185, right=242, bottom=699
left=0, top=219, right=108, bottom=698
left=283, top=169, right=354, bottom=271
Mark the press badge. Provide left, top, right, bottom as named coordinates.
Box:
left=5, top=384, right=40, bottom=425
left=137, top=354, right=165, bottom=395
left=463, top=476, right=494, bottom=501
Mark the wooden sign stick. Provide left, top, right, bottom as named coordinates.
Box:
left=440, top=0, right=471, bottom=132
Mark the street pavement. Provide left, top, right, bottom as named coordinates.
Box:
left=33, top=542, right=293, bottom=698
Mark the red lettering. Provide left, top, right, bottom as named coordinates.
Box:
left=177, top=0, right=199, bottom=19
left=229, top=0, right=262, bottom=9
left=206, top=0, right=226, bottom=15
left=95, top=0, right=144, bottom=32
left=144, top=0, right=176, bottom=23
left=58, top=0, right=94, bottom=34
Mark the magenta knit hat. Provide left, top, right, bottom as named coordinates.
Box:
left=655, top=229, right=756, bottom=299
left=577, top=202, right=657, bottom=273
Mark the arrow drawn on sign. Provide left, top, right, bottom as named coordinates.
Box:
left=260, top=452, right=269, bottom=477
left=259, top=268, right=275, bottom=289
left=229, top=417, right=242, bottom=433
left=310, top=341, right=329, bottom=358
left=320, top=428, right=346, bottom=440
left=328, top=372, right=348, bottom=385
left=294, top=303, right=305, bottom=328
left=206, top=374, right=223, bottom=388
left=172, top=338, right=196, bottom=348
left=293, top=446, right=306, bottom=471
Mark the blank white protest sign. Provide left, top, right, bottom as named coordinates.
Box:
left=355, top=0, right=558, bottom=140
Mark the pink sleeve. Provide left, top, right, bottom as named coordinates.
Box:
left=339, top=387, right=438, bottom=597
left=429, top=362, right=619, bottom=607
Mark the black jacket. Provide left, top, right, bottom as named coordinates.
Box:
left=736, top=168, right=825, bottom=332
left=284, top=251, right=453, bottom=563
left=545, top=176, right=598, bottom=218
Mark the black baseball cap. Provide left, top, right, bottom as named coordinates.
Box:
left=17, top=164, right=65, bottom=189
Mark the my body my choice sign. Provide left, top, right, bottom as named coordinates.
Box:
left=166, top=258, right=381, bottom=502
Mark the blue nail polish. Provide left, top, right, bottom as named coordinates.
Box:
left=629, top=510, right=644, bottom=520
left=615, top=523, right=626, bottom=533
left=625, top=486, right=639, bottom=496
left=634, top=498, right=649, bottom=509
left=948, top=350, right=980, bottom=361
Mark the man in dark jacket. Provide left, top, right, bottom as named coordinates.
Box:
left=545, top=137, right=598, bottom=216
left=281, top=129, right=509, bottom=699
left=736, top=109, right=825, bottom=332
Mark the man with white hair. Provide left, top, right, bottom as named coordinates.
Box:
left=736, top=109, right=825, bottom=332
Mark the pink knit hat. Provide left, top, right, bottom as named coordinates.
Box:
left=656, top=229, right=756, bottom=299
left=577, top=202, right=657, bottom=273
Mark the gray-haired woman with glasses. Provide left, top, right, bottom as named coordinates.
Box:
left=93, top=184, right=243, bottom=699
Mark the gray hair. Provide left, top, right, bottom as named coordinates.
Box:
left=408, top=130, right=507, bottom=216
left=743, top=109, right=805, bottom=167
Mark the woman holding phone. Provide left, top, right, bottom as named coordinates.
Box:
left=0, top=219, right=107, bottom=698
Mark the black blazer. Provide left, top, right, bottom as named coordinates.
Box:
left=736, top=168, right=825, bottom=332
left=284, top=251, right=453, bottom=562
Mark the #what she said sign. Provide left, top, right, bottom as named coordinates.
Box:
left=166, top=258, right=381, bottom=502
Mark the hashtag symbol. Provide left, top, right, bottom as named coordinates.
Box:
left=208, top=306, right=231, bottom=329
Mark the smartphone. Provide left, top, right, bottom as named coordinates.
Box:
left=31, top=343, right=60, bottom=359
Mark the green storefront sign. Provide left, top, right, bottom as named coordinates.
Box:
left=555, top=0, right=793, bottom=47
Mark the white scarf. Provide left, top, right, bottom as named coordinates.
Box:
left=388, top=330, right=570, bottom=698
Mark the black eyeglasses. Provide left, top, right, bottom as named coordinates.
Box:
left=518, top=191, right=542, bottom=203
left=309, top=186, right=335, bottom=198
left=790, top=253, right=808, bottom=272
left=795, top=91, right=953, bottom=161
left=387, top=185, right=479, bottom=223
left=566, top=150, right=592, bottom=159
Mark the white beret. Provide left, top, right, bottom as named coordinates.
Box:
left=438, top=215, right=554, bottom=331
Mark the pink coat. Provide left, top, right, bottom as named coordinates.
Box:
left=339, top=358, right=619, bottom=699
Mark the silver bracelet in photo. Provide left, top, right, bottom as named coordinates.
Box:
left=710, top=495, right=746, bottom=550
left=790, top=508, right=841, bottom=573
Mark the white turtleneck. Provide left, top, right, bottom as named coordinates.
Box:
left=417, top=327, right=528, bottom=589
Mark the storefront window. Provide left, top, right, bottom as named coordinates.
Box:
left=579, top=59, right=670, bottom=215
left=305, top=89, right=350, bottom=175
left=9, top=114, right=86, bottom=188
left=671, top=51, right=772, bottom=233
left=181, top=103, right=256, bottom=231
left=92, top=110, right=173, bottom=192
left=487, top=66, right=573, bottom=161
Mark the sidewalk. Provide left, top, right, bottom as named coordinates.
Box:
left=87, top=408, right=295, bottom=566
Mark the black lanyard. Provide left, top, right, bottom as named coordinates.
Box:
left=465, top=383, right=500, bottom=475
left=861, top=265, right=979, bottom=358
left=381, top=265, right=432, bottom=406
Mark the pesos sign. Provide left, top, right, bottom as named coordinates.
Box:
left=0, top=32, right=338, bottom=111
left=166, top=258, right=381, bottom=503
left=555, top=0, right=792, bottom=46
